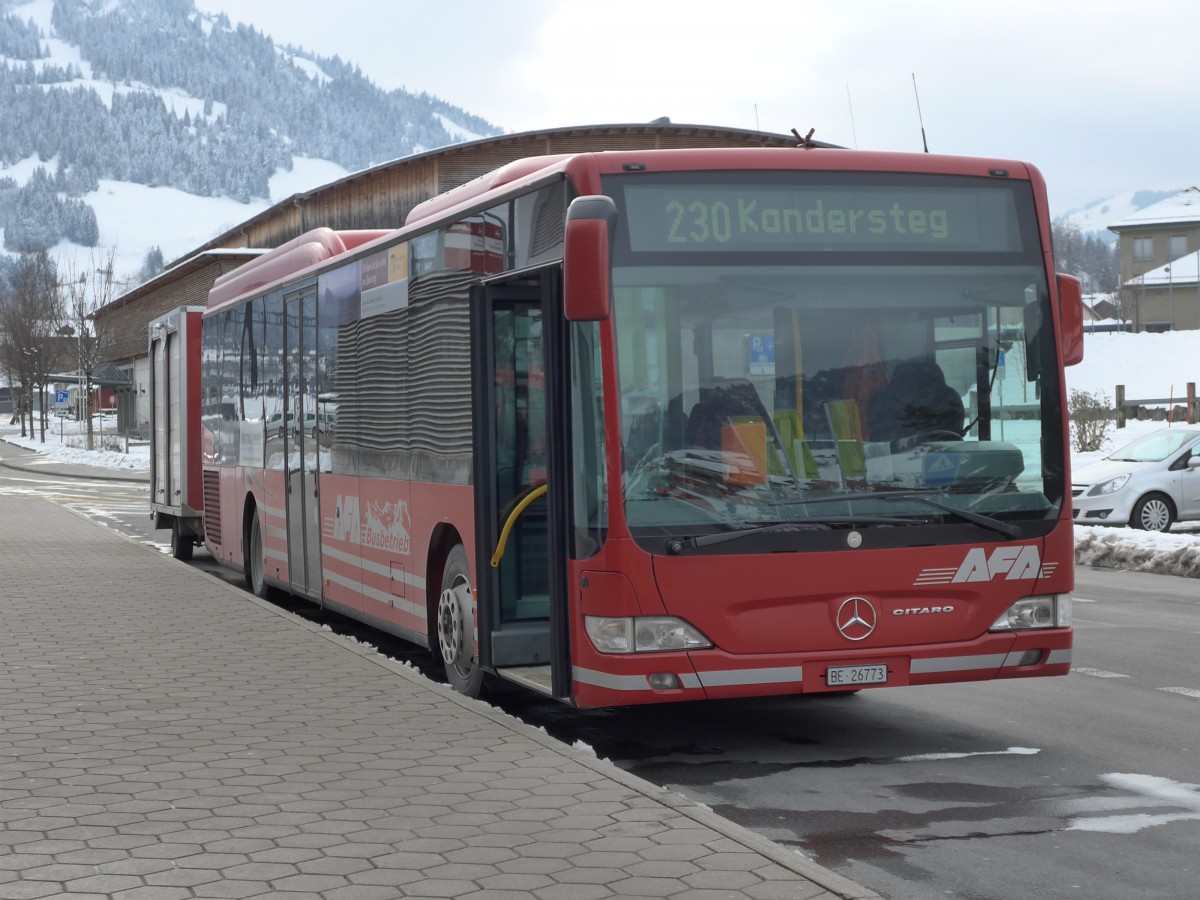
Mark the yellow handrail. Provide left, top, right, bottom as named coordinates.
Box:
left=490, top=482, right=548, bottom=568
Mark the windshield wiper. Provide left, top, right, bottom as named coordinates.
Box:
left=874, top=491, right=1021, bottom=540
left=666, top=516, right=916, bottom=553
left=774, top=489, right=1022, bottom=541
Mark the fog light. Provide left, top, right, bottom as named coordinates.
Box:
left=648, top=673, right=681, bottom=690
left=1017, top=649, right=1043, bottom=666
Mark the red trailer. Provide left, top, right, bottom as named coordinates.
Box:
left=148, top=306, right=205, bottom=560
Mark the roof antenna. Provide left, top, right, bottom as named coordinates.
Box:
left=845, top=82, right=859, bottom=149
left=912, top=73, right=929, bottom=153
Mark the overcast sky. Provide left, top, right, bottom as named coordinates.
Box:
left=191, top=0, right=1200, bottom=216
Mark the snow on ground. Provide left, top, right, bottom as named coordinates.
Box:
left=57, top=156, right=351, bottom=279
left=269, top=157, right=351, bottom=204
left=83, top=180, right=270, bottom=278
left=2, top=416, right=149, bottom=471
left=1065, top=329, right=1200, bottom=406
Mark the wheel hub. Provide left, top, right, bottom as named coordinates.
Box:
left=1142, top=500, right=1169, bottom=531
left=437, top=583, right=470, bottom=666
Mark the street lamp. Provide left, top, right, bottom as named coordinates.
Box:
left=1138, top=274, right=1145, bottom=332
left=76, top=320, right=83, bottom=429
left=1166, top=264, right=1174, bottom=331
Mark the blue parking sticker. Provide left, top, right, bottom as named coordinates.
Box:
left=923, top=451, right=961, bottom=486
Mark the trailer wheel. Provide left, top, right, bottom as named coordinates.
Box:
left=436, top=544, right=483, bottom=697
left=245, top=511, right=272, bottom=599
left=170, top=519, right=193, bottom=561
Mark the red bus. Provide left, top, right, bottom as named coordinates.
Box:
left=159, top=146, right=1084, bottom=708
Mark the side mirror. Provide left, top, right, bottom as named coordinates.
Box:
left=564, top=195, right=618, bottom=321
left=1056, top=273, right=1084, bottom=367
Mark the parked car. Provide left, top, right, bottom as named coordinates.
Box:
left=266, top=411, right=336, bottom=438
left=1072, top=427, right=1200, bottom=531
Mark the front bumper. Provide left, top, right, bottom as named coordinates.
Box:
left=1071, top=487, right=1137, bottom=526
left=570, top=629, right=1073, bottom=708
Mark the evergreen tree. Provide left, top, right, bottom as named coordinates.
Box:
left=137, top=245, right=164, bottom=283
left=1052, top=219, right=1118, bottom=294
left=0, top=0, right=503, bottom=265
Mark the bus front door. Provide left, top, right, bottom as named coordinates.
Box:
left=284, top=287, right=322, bottom=598
left=471, top=271, right=571, bottom=701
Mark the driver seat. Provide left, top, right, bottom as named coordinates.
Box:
left=869, top=361, right=964, bottom=445
left=685, top=379, right=768, bottom=450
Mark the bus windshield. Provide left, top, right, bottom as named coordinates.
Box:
left=604, top=171, right=1064, bottom=551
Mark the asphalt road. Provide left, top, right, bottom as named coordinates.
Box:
left=4, top=451, right=1196, bottom=900
left=504, top=566, right=1200, bottom=900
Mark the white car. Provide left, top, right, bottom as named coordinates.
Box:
left=1072, top=427, right=1200, bottom=531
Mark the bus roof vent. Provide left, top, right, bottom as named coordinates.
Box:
left=406, top=154, right=573, bottom=227
left=208, top=227, right=390, bottom=308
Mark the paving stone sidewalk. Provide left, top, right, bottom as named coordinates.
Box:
left=0, top=494, right=881, bottom=900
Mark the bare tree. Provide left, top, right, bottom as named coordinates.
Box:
left=0, top=263, right=35, bottom=437
left=0, top=251, right=65, bottom=442
left=60, top=247, right=119, bottom=450
left=0, top=293, right=25, bottom=435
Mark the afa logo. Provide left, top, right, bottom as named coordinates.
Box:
left=915, top=546, right=1058, bottom=586
left=954, top=545, right=1043, bottom=582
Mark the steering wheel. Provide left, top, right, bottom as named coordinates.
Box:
left=914, top=429, right=963, bottom=443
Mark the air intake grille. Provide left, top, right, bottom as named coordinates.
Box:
left=203, top=469, right=221, bottom=546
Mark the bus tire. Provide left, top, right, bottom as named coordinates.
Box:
left=245, top=510, right=273, bottom=599
left=436, top=544, right=484, bottom=698
left=170, top=519, right=193, bottom=561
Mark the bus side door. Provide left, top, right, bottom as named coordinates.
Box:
left=283, top=285, right=322, bottom=598
left=471, top=268, right=572, bottom=700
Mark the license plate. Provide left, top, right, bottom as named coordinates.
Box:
left=826, top=664, right=888, bottom=686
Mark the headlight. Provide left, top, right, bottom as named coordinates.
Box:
left=585, top=616, right=713, bottom=653
left=1088, top=473, right=1130, bottom=496
left=990, top=594, right=1072, bottom=631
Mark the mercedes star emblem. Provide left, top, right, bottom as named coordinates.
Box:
left=836, top=597, right=877, bottom=641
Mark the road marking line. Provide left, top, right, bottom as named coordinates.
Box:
left=1073, top=667, right=1130, bottom=678
left=1073, top=596, right=1096, bottom=603
left=1159, top=687, right=1200, bottom=701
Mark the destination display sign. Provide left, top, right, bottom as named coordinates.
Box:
left=621, top=181, right=1025, bottom=254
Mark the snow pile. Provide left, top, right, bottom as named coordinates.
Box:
left=1, top=421, right=150, bottom=470
left=1074, top=526, right=1200, bottom=578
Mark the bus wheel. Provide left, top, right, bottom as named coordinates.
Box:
left=436, top=545, right=483, bottom=697
left=170, top=519, right=193, bottom=561
left=245, top=511, right=272, bottom=599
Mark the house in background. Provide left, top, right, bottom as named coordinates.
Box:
left=1081, top=294, right=1130, bottom=332
left=1109, top=187, right=1200, bottom=331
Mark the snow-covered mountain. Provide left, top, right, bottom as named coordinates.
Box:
left=1056, top=188, right=1184, bottom=243
left=0, top=0, right=501, bottom=283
